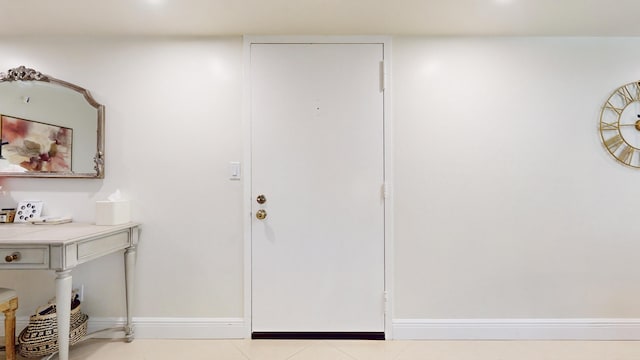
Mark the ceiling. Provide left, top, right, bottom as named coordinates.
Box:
left=1, top=0, right=639, bottom=37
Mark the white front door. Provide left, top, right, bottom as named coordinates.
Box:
left=250, top=43, right=385, bottom=336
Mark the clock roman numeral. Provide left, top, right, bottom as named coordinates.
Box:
left=632, top=82, right=640, bottom=100
left=600, top=121, right=619, bottom=131
left=618, top=145, right=635, bottom=165
left=617, top=87, right=635, bottom=105
left=605, top=134, right=624, bottom=153
left=605, top=101, right=624, bottom=115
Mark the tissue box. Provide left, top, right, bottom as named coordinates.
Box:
left=95, top=200, right=130, bottom=225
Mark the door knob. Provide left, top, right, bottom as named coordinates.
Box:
left=256, top=194, right=267, bottom=204
left=256, top=209, right=267, bottom=220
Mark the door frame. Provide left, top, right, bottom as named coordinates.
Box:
left=242, top=35, right=394, bottom=339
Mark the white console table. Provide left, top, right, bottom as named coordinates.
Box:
left=0, top=222, right=140, bottom=360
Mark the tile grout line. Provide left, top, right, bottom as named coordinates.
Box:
left=284, top=341, right=316, bottom=360
left=229, top=340, right=252, bottom=360
left=327, top=340, right=359, bottom=360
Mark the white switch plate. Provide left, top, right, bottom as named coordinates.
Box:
left=229, top=162, right=241, bottom=180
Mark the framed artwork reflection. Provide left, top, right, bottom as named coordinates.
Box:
left=0, top=114, right=73, bottom=172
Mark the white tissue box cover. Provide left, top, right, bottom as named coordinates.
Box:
left=95, top=200, right=130, bottom=225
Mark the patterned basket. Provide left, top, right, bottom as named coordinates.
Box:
left=17, top=295, right=89, bottom=358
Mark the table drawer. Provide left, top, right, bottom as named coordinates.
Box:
left=0, top=246, right=49, bottom=269
left=77, top=231, right=130, bottom=262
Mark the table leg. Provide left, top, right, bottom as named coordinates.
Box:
left=55, top=269, right=72, bottom=360
left=124, top=244, right=137, bottom=342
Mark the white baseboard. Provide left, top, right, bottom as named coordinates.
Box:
left=17, top=317, right=246, bottom=339
left=15, top=317, right=640, bottom=340
left=393, top=319, right=640, bottom=340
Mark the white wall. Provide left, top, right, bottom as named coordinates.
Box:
left=393, top=37, right=640, bottom=322
left=0, top=36, right=245, bottom=323
left=1, top=36, right=640, bottom=339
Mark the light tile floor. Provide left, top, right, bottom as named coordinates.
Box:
left=7, top=339, right=640, bottom=360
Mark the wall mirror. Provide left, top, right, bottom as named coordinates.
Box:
left=0, top=66, right=104, bottom=178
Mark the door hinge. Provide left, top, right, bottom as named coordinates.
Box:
left=384, top=290, right=389, bottom=315
left=380, top=61, right=386, bottom=92
left=383, top=183, right=390, bottom=199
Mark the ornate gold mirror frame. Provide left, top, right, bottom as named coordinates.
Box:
left=0, top=66, right=104, bottom=178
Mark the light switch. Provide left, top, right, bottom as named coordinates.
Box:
left=229, top=162, right=241, bottom=180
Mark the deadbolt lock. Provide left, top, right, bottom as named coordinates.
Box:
left=256, top=194, right=267, bottom=204
left=256, top=209, right=267, bottom=220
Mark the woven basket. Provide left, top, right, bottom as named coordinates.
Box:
left=17, top=296, right=89, bottom=358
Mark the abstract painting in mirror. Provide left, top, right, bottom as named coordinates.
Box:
left=1, top=115, right=73, bottom=172
left=0, top=66, right=104, bottom=178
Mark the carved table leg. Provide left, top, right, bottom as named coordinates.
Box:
left=55, top=270, right=72, bottom=360
left=124, top=244, right=137, bottom=342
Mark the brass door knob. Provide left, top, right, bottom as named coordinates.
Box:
left=5, top=252, right=20, bottom=263
left=256, top=209, right=267, bottom=220
left=256, top=194, right=267, bottom=204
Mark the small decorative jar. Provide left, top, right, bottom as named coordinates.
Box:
left=0, top=208, right=16, bottom=223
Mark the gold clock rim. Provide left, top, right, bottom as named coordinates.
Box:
left=599, top=80, right=640, bottom=168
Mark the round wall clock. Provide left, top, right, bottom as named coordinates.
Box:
left=600, top=81, right=640, bottom=168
